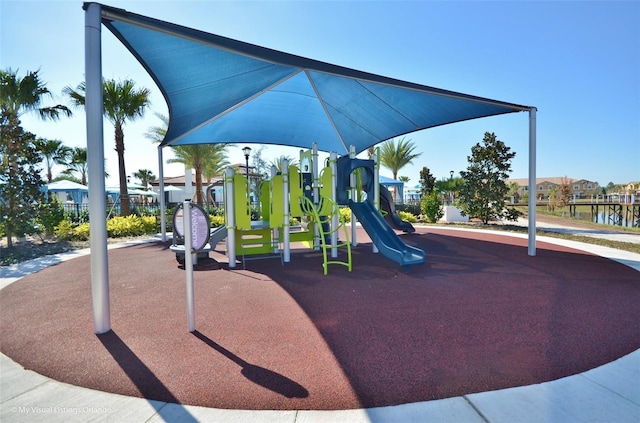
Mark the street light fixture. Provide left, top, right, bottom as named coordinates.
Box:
left=449, top=170, right=454, bottom=205
left=242, top=146, right=251, bottom=179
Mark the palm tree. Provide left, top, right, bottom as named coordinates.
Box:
left=64, top=147, right=89, bottom=185
left=169, top=144, right=229, bottom=206
left=133, top=169, right=156, bottom=189
left=145, top=113, right=231, bottom=206
left=1, top=69, right=72, bottom=120
left=64, top=78, right=151, bottom=216
left=269, top=155, right=298, bottom=173
left=379, top=137, right=422, bottom=180
left=34, top=138, right=71, bottom=182
left=379, top=137, right=422, bottom=200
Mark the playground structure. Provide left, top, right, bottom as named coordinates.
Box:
left=219, top=144, right=425, bottom=272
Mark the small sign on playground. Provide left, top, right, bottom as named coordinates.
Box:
left=173, top=203, right=211, bottom=252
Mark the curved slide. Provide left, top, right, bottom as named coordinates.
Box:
left=349, top=199, right=425, bottom=269
left=379, top=184, right=415, bottom=233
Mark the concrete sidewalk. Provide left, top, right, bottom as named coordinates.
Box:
left=2, top=231, right=639, bottom=422
left=517, top=217, right=640, bottom=245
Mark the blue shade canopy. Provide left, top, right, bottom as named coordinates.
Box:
left=98, top=3, right=531, bottom=155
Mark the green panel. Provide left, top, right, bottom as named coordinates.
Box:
left=259, top=181, right=270, bottom=221
left=299, top=149, right=313, bottom=173
left=319, top=166, right=332, bottom=199
left=289, top=165, right=303, bottom=217
left=270, top=175, right=284, bottom=228
left=233, top=173, right=251, bottom=230
left=236, top=228, right=273, bottom=255
left=289, top=225, right=314, bottom=244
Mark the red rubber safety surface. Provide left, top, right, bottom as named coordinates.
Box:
left=1, top=227, right=639, bottom=410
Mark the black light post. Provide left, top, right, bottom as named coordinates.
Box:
left=242, top=146, right=251, bottom=179
left=242, top=146, right=251, bottom=203
left=449, top=170, right=454, bottom=205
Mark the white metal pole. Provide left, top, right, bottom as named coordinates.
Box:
left=271, top=165, right=278, bottom=254
left=184, top=167, right=193, bottom=201
left=330, top=152, right=338, bottom=258
left=158, top=146, right=166, bottom=242
left=312, top=143, right=320, bottom=250
left=183, top=201, right=195, bottom=332
left=85, top=3, right=110, bottom=334
left=282, top=159, right=290, bottom=262
left=312, top=143, right=319, bottom=203
left=372, top=151, right=380, bottom=254
left=528, top=107, right=537, bottom=256
left=224, top=167, right=236, bottom=268
left=350, top=145, right=357, bottom=247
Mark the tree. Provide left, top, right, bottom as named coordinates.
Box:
left=269, top=155, right=298, bottom=173
left=418, top=166, right=436, bottom=197
left=250, top=146, right=270, bottom=180
left=507, top=181, right=521, bottom=203
left=133, top=169, right=156, bottom=189
left=1, top=68, right=71, bottom=247
left=145, top=113, right=230, bottom=206
left=421, top=190, right=444, bottom=223
left=65, top=78, right=150, bottom=216
left=0, top=111, right=45, bottom=246
left=458, top=132, right=521, bottom=224
left=367, top=146, right=375, bottom=159
left=64, top=147, right=89, bottom=185
left=33, top=138, right=71, bottom=183
left=168, top=145, right=229, bottom=206
left=1, top=69, right=72, bottom=121
left=555, top=176, right=572, bottom=215
left=379, top=137, right=422, bottom=180
left=379, top=137, right=422, bottom=201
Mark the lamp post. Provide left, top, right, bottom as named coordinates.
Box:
left=242, top=146, right=251, bottom=179
left=242, top=146, right=251, bottom=203
left=449, top=170, right=454, bottom=205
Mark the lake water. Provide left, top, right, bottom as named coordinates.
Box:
left=573, top=210, right=638, bottom=228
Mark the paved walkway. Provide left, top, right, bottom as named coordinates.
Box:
left=1, top=227, right=639, bottom=422
left=517, top=217, right=640, bottom=245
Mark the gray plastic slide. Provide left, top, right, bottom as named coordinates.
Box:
left=349, top=200, right=425, bottom=269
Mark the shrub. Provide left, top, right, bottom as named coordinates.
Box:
left=54, top=220, right=76, bottom=241
left=339, top=207, right=351, bottom=223
left=106, top=215, right=157, bottom=238
left=501, top=206, right=524, bottom=222
left=74, top=223, right=91, bottom=240
left=421, top=191, right=444, bottom=223
left=395, top=203, right=421, bottom=216
left=209, top=215, right=225, bottom=227
left=398, top=210, right=417, bottom=223
left=37, top=200, right=66, bottom=235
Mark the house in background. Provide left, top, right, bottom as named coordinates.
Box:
left=506, top=177, right=599, bottom=200
left=625, top=181, right=640, bottom=195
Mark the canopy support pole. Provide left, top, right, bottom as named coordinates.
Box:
left=528, top=107, right=537, bottom=256
left=158, top=146, right=166, bottom=242
left=85, top=2, right=111, bottom=334
left=330, top=152, right=338, bottom=258
left=372, top=150, right=379, bottom=254
left=350, top=146, right=357, bottom=247
left=282, top=158, right=290, bottom=263
left=225, top=167, right=236, bottom=268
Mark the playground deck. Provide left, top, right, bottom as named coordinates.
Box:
left=1, top=226, right=639, bottom=411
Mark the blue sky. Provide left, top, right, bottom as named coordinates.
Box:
left=2, top=0, right=638, bottom=187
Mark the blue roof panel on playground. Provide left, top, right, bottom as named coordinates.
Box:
left=100, top=4, right=531, bottom=155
